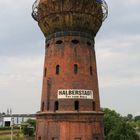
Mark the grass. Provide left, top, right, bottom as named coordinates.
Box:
left=0, top=130, right=34, bottom=140
left=0, top=130, right=19, bottom=135
left=0, top=135, right=34, bottom=140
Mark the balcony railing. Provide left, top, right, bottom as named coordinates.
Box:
left=96, top=0, right=108, bottom=21
left=32, top=0, right=108, bottom=22
left=32, top=0, right=40, bottom=21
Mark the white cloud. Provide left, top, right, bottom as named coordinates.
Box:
left=96, top=34, right=140, bottom=89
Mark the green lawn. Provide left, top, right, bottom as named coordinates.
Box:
left=0, top=135, right=34, bottom=140
left=0, top=130, right=34, bottom=140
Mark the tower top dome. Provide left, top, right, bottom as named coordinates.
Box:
left=32, top=0, right=108, bottom=38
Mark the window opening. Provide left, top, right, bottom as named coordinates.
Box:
left=75, top=101, right=79, bottom=111
left=93, top=137, right=99, bottom=140
left=93, top=101, right=96, bottom=111
left=75, top=138, right=81, bottom=140
left=44, top=68, right=47, bottom=77
left=54, top=101, right=59, bottom=111
left=56, top=65, right=60, bottom=75
left=47, top=80, right=51, bottom=110
left=56, top=40, right=63, bottom=44
left=52, top=138, right=58, bottom=140
left=46, top=43, right=50, bottom=48
left=87, top=41, right=91, bottom=46
left=41, top=102, right=45, bottom=111
left=72, top=39, right=79, bottom=44
left=38, top=136, right=41, bottom=140
left=74, top=64, right=78, bottom=74
left=90, top=66, right=93, bottom=75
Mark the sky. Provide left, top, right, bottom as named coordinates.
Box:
left=0, top=0, right=140, bottom=116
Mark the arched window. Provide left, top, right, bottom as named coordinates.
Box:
left=44, top=68, right=47, bottom=77
left=71, top=39, right=79, bottom=44
left=93, top=101, right=96, bottom=111
left=52, top=138, right=58, bottom=140
left=38, top=136, right=41, bottom=140
left=56, top=65, right=60, bottom=75
left=56, top=40, right=63, bottom=44
left=74, top=101, right=79, bottom=111
left=54, top=101, right=59, bottom=111
left=75, top=138, right=81, bottom=140
left=93, top=136, right=99, bottom=140
left=90, top=66, right=93, bottom=75
left=46, top=43, right=50, bottom=48
left=74, top=64, right=78, bottom=74
left=41, top=102, right=44, bottom=111
left=87, top=41, right=91, bottom=46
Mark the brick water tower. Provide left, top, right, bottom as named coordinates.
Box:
left=32, top=0, right=108, bottom=140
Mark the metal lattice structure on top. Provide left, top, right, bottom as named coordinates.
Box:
left=32, top=0, right=108, bottom=38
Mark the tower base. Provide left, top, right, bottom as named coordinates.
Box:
left=36, top=112, right=104, bottom=140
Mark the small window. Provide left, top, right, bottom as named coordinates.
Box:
left=72, top=39, right=79, bottom=44
left=87, top=41, right=91, bottom=46
left=93, top=137, right=99, bottom=140
left=38, top=136, right=41, bottom=140
left=56, top=40, right=63, bottom=44
left=44, top=68, right=47, bottom=77
left=46, top=43, right=50, bottom=48
left=75, top=101, right=79, bottom=111
left=74, top=64, right=78, bottom=74
left=75, top=138, right=81, bottom=140
left=54, top=101, right=59, bottom=111
left=90, top=66, right=93, bottom=75
left=56, top=65, right=60, bottom=75
left=41, top=102, right=45, bottom=111
left=52, top=138, right=58, bottom=140
left=93, top=101, right=95, bottom=111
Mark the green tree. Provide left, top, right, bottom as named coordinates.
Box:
left=136, top=120, right=140, bottom=131
left=21, top=119, right=36, bottom=137
left=102, top=108, right=122, bottom=137
left=102, top=108, right=140, bottom=140
left=127, top=114, right=133, bottom=120
left=107, top=122, right=139, bottom=140
left=135, top=116, right=140, bottom=121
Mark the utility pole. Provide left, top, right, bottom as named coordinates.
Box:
left=11, top=111, right=13, bottom=140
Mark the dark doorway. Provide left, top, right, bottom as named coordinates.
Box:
left=5, top=121, right=10, bottom=127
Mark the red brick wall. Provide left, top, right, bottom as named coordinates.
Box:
left=36, top=35, right=104, bottom=140
left=41, top=36, right=100, bottom=112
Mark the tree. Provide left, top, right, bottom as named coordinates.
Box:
left=135, top=116, right=140, bottom=121
left=107, top=122, right=139, bottom=140
left=102, top=108, right=122, bottom=137
left=102, top=108, right=140, bottom=140
left=127, top=114, right=133, bottom=120
left=21, top=119, right=36, bottom=137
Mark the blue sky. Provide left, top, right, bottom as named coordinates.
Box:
left=0, top=0, right=140, bottom=116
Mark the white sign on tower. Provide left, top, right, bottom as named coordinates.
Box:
left=57, top=89, right=94, bottom=99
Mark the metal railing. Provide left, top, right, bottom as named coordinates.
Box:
left=32, top=0, right=40, bottom=21
left=96, top=0, right=108, bottom=21
left=32, top=0, right=108, bottom=22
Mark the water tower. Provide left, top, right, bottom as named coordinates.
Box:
left=32, top=0, right=108, bottom=139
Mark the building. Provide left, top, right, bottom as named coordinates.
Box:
left=32, top=0, right=108, bottom=140
left=0, top=114, right=35, bottom=127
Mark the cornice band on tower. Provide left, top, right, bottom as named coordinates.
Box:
left=45, top=31, right=95, bottom=42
